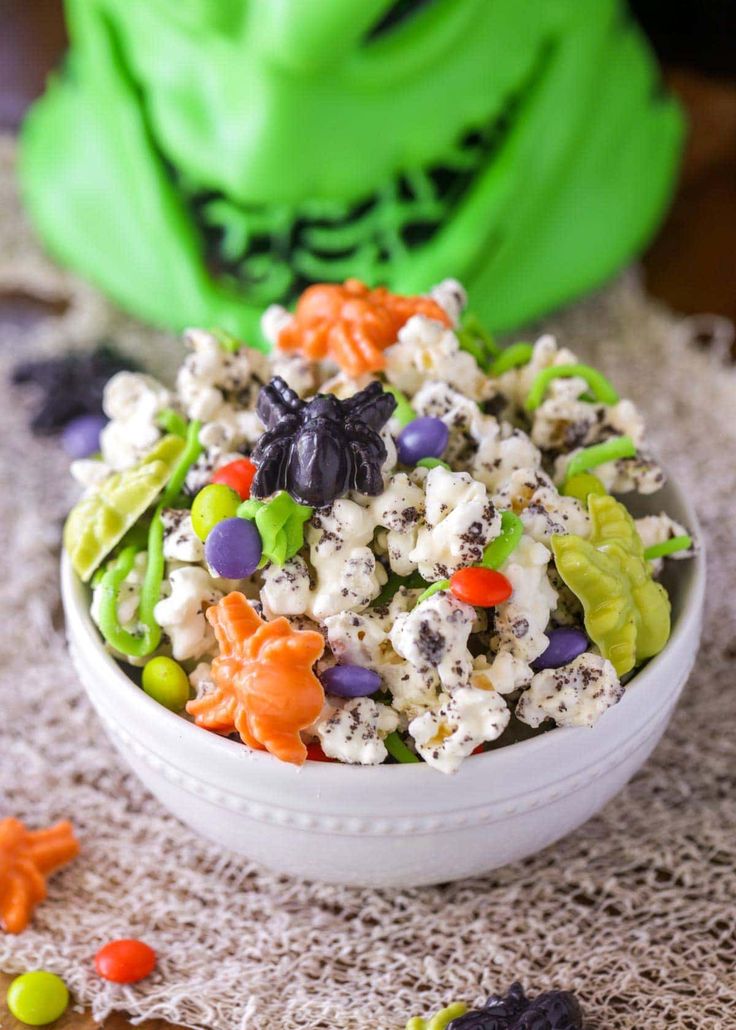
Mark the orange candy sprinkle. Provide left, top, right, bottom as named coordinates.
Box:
left=186, top=592, right=325, bottom=765
left=449, top=567, right=513, bottom=608
left=0, top=818, right=79, bottom=934
left=277, top=279, right=451, bottom=377
left=212, top=458, right=257, bottom=500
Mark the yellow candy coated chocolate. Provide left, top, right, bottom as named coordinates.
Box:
left=64, top=435, right=185, bottom=581
left=551, top=494, right=671, bottom=676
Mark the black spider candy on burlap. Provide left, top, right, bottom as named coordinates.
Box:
left=514, top=991, right=583, bottom=1030
left=447, top=983, right=583, bottom=1030
left=251, top=376, right=396, bottom=507
left=12, top=342, right=137, bottom=434
left=448, top=982, right=530, bottom=1029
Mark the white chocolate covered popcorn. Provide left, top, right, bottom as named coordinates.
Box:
left=408, top=686, right=510, bottom=774
left=153, top=566, right=224, bottom=662
left=312, top=697, right=399, bottom=765
left=391, top=590, right=476, bottom=694
left=516, top=653, right=623, bottom=729
left=100, top=371, right=171, bottom=469
left=384, top=315, right=487, bottom=401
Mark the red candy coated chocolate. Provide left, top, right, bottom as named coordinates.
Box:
left=94, top=939, right=157, bottom=983
left=449, top=567, right=513, bottom=607
left=212, top=458, right=257, bottom=500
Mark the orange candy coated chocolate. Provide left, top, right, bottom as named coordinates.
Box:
left=187, top=592, right=325, bottom=765
left=449, top=567, right=513, bottom=608
left=95, top=939, right=157, bottom=983
left=277, top=279, right=451, bottom=377
left=0, top=818, right=79, bottom=934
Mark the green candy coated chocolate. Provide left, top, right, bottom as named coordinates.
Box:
left=524, top=362, right=619, bottom=411
left=481, top=510, right=523, bottom=569
left=643, top=534, right=692, bottom=561
left=21, top=1, right=681, bottom=339
left=7, top=971, right=69, bottom=1026
left=565, top=435, right=636, bottom=480
left=416, top=457, right=451, bottom=471
left=142, top=655, right=191, bottom=710
left=382, top=385, right=416, bottom=428
left=560, top=471, right=607, bottom=503
left=551, top=494, right=671, bottom=676
left=64, top=434, right=185, bottom=581
left=405, top=1002, right=468, bottom=1030
left=490, top=342, right=534, bottom=377
left=238, top=492, right=312, bottom=566
left=191, top=483, right=241, bottom=541
left=384, top=732, right=421, bottom=766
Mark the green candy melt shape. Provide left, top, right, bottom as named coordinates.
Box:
left=63, top=434, right=186, bottom=581
left=551, top=494, right=671, bottom=677
left=406, top=1002, right=468, bottom=1030
left=238, top=492, right=313, bottom=566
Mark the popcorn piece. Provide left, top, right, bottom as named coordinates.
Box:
left=391, top=589, right=476, bottom=693
left=409, top=466, right=501, bottom=581
left=531, top=395, right=647, bottom=454
left=472, top=423, right=542, bottom=494
left=153, top=566, right=224, bottom=661
left=495, top=334, right=579, bottom=408
left=161, top=509, right=205, bottom=563
left=312, top=698, right=399, bottom=765
left=493, top=467, right=590, bottom=544
left=516, top=653, right=623, bottom=728
left=100, top=371, right=171, bottom=469
left=492, top=535, right=558, bottom=668
left=306, top=500, right=385, bottom=619
left=411, top=380, right=486, bottom=467
left=183, top=447, right=243, bottom=496
left=408, top=686, right=510, bottom=773
left=384, top=315, right=487, bottom=400
left=428, top=278, right=467, bottom=326
left=70, top=457, right=113, bottom=491
left=367, top=472, right=424, bottom=575
left=635, top=513, right=693, bottom=557
left=260, top=555, right=312, bottom=618
left=267, top=350, right=316, bottom=397
left=178, top=328, right=269, bottom=449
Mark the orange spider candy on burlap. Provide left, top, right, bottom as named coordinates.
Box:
left=277, top=278, right=451, bottom=377
left=187, top=592, right=325, bottom=766
left=0, top=818, right=79, bottom=933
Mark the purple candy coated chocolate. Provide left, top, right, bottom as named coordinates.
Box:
left=531, top=627, right=588, bottom=671
left=320, top=664, right=381, bottom=698
left=61, top=414, right=107, bottom=459
left=205, top=517, right=262, bottom=579
left=397, top=416, right=449, bottom=465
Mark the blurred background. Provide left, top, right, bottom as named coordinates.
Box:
left=0, top=0, right=735, bottom=331
left=1, top=0, right=735, bottom=320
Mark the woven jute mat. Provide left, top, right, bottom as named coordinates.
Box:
left=0, top=138, right=734, bottom=1029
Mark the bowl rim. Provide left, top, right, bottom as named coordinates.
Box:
left=61, top=476, right=705, bottom=779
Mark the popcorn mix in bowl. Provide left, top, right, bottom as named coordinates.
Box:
left=63, top=279, right=695, bottom=773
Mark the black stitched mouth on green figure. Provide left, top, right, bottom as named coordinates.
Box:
left=178, top=44, right=553, bottom=310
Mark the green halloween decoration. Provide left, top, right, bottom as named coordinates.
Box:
left=21, top=0, right=682, bottom=343
left=551, top=494, right=671, bottom=677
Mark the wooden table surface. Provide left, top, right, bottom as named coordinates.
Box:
left=1, top=4, right=734, bottom=1028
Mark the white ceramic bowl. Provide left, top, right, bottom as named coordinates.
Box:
left=61, top=479, right=704, bottom=888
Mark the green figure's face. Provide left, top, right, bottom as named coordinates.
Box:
left=21, top=0, right=682, bottom=343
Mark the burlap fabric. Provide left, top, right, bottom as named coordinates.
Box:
left=0, top=138, right=734, bottom=1029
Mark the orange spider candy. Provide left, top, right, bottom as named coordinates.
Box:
left=0, top=818, right=79, bottom=933
left=277, top=278, right=451, bottom=377
left=187, top=592, right=325, bottom=766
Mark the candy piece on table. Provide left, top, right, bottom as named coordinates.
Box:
left=64, top=434, right=186, bottom=581
left=250, top=377, right=396, bottom=507
left=205, top=517, right=262, bottom=579
left=524, top=363, right=619, bottom=411
left=212, top=458, right=257, bottom=500
left=237, top=491, right=312, bottom=566
left=0, top=818, right=79, bottom=934
left=531, top=628, right=589, bottom=672
left=449, top=567, right=513, bottom=608
left=481, top=510, right=523, bottom=570
left=277, top=279, right=451, bottom=376
left=6, top=971, right=69, bottom=1026
left=560, top=472, right=607, bottom=503
left=406, top=1002, right=468, bottom=1030
left=94, top=939, right=157, bottom=983
left=142, top=656, right=191, bottom=711
left=61, top=413, right=107, bottom=459
left=186, top=592, right=325, bottom=765
left=320, top=664, right=381, bottom=699
left=397, top=417, right=450, bottom=465
left=551, top=495, right=671, bottom=676
left=489, top=342, right=534, bottom=376
left=563, top=435, right=636, bottom=481
left=11, top=343, right=136, bottom=435
left=382, top=384, right=416, bottom=427
left=191, top=483, right=241, bottom=541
